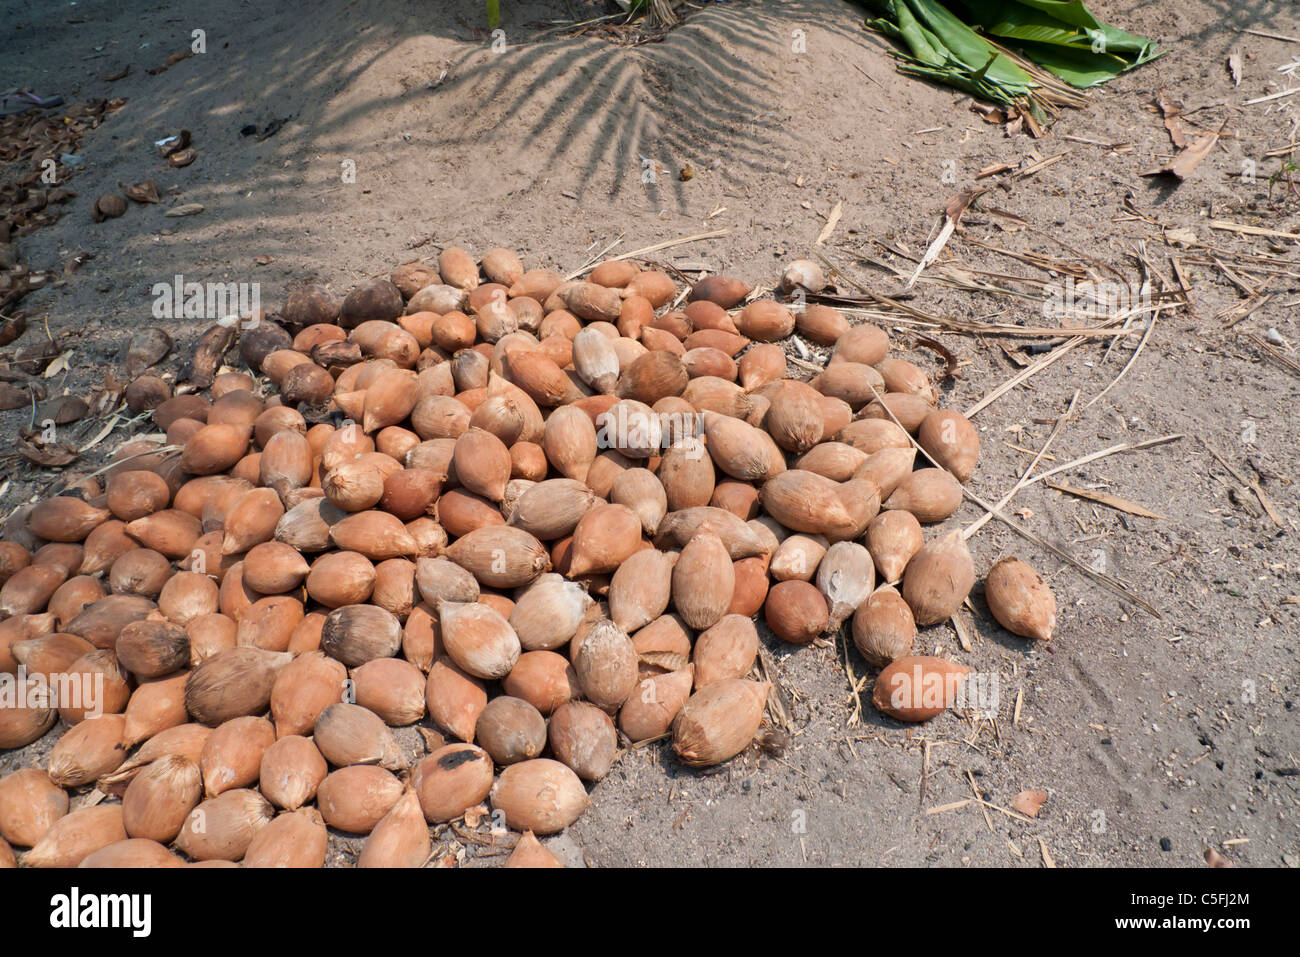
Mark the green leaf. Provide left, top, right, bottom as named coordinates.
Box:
left=868, top=0, right=1159, bottom=96
left=485, top=0, right=500, bottom=30
left=957, top=0, right=1161, bottom=74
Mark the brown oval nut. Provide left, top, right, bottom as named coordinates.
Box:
left=871, top=656, right=971, bottom=722
left=984, top=557, right=1056, bottom=641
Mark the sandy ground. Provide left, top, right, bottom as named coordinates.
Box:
left=0, top=0, right=1297, bottom=867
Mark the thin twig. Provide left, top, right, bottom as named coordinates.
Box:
left=1018, top=435, right=1184, bottom=490
left=563, top=229, right=730, bottom=280
left=964, top=391, right=1079, bottom=540
left=1085, top=303, right=1163, bottom=408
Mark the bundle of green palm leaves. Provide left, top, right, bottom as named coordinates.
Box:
left=865, top=0, right=1160, bottom=118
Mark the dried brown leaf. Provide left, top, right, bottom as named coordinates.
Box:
left=17, top=436, right=78, bottom=467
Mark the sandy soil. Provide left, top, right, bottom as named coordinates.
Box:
left=0, top=0, right=1296, bottom=867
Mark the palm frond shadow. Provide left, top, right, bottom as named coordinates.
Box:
left=391, top=0, right=884, bottom=210
left=5, top=0, right=890, bottom=340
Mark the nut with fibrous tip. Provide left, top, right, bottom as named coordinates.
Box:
left=313, top=703, right=406, bottom=770
left=122, top=672, right=189, bottom=747
left=653, top=507, right=768, bottom=560
left=571, top=327, right=620, bottom=394
left=608, top=548, right=676, bottom=634
left=759, top=470, right=856, bottom=539
left=174, top=788, right=273, bottom=861
left=362, top=368, right=419, bottom=433
left=357, top=791, right=429, bottom=869
left=322, top=459, right=386, bottom=513
left=865, top=510, right=923, bottom=583
left=180, top=423, right=249, bottom=476
left=505, top=478, right=598, bottom=542
left=259, top=735, right=327, bottom=811
left=692, top=615, right=759, bottom=689
left=11, top=633, right=93, bottom=681
left=504, top=650, right=579, bottom=716
left=672, top=679, right=770, bottom=767
left=837, top=418, right=912, bottom=456
left=541, top=405, right=598, bottom=483
left=243, top=807, right=328, bottom=869
left=657, top=439, right=716, bottom=511
left=566, top=504, right=642, bottom=578
left=424, top=657, right=486, bottom=743
left=116, top=619, right=190, bottom=679
left=184, top=647, right=293, bottom=727
left=352, top=657, right=426, bottom=726
left=861, top=392, right=934, bottom=435
left=984, top=557, right=1056, bottom=641
left=443, top=525, right=550, bottom=589
left=852, top=585, right=916, bottom=668
left=482, top=248, right=524, bottom=287
left=763, top=380, right=824, bottom=454
left=122, top=754, right=202, bottom=843
left=853, top=446, right=917, bottom=499
left=437, top=246, right=479, bottom=290
left=795, top=304, right=848, bottom=345
left=220, top=487, right=283, bottom=554
left=320, top=604, right=402, bottom=667
left=22, top=805, right=126, bottom=868
left=561, top=282, right=623, bottom=323
left=689, top=275, right=750, bottom=308
left=572, top=618, right=638, bottom=714
left=414, top=555, right=479, bottom=608
left=47, top=714, right=127, bottom=788
left=816, top=541, right=875, bottom=631
left=105, top=472, right=170, bottom=523
left=901, top=531, right=975, bottom=627
left=738, top=343, right=786, bottom=391
left=61, top=650, right=130, bottom=722
left=917, top=408, right=980, bottom=483
left=609, top=467, right=667, bottom=538
left=619, top=666, right=694, bottom=742
left=306, top=551, right=376, bottom=608
left=703, top=411, right=780, bottom=482
left=623, top=270, right=676, bottom=307
left=874, top=356, right=935, bottom=403
left=547, top=700, right=617, bottom=782
left=734, top=300, right=794, bottom=342
left=328, top=510, right=419, bottom=561
left=509, top=574, right=592, bottom=652
left=616, top=350, right=689, bottom=406
left=452, top=427, right=511, bottom=502
left=199, top=717, right=274, bottom=797
left=671, top=528, right=733, bottom=631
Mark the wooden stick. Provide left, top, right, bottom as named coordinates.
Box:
left=563, top=229, right=730, bottom=280
left=963, top=391, right=1079, bottom=540
left=1019, top=435, right=1184, bottom=489
left=964, top=337, right=1083, bottom=418
left=1209, top=219, right=1300, bottom=241
left=1085, top=302, right=1162, bottom=408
